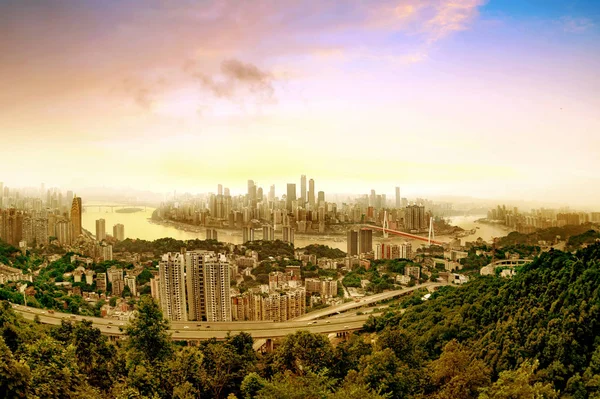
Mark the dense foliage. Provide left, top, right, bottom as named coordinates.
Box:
left=299, top=244, right=346, bottom=259
left=241, top=240, right=295, bottom=260
left=1, top=243, right=600, bottom=398
left=497, top=224, right=598, bottom=247
left=114, top=237, right=228, bottom=256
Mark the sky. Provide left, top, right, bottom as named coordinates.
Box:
left=1, top=0, right=599, bottom=207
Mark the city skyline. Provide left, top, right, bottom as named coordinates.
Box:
left=1, top=1, right=599, bottom=207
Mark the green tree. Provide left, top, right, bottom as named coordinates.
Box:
left=124, top=296, right=172, bottom=365
left=0, top=336, right=31, bottom=398
left=271, top=330, right=335, bottom=375
left=479, top=360, right=558, bottom=399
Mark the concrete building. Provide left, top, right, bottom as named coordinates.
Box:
left=286, top=183, right=296, bottom=212
left=96, top=218, right=106, bottom=241
left=113, top=224, right=125, bottom=241
left=159, top=252, right=188, bottom=321
left=102, top=245, right=113, bottom=261
left=242, top=226, right=254, bottom=243
left=206, top=228, right=218, bottom=241
left=202, top=253, right=232, bottom=322
left=347, top=230, right=358, bottom=257
left=359, top=228, right=373, bottom=254
left=124, top=275, right=137, bottom=296
left=282, top=226, right=294, bottom=245
left=262, top=225, right=274, bottom=241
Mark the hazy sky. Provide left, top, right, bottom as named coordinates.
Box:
left=1, top=0, right=599, bottom=206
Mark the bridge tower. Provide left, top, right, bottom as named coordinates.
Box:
left=383, top=211, right=389, bottom=239
left=427, top=217, right=435, bottom=246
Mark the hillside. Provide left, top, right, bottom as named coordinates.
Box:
left=0, top=244, right=599, bottom=398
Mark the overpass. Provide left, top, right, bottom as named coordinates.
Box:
left=480, top=259, right=533, bottom=276
left=9, top=282, right=442, bottom=342
left=293, top=282, right=444, bottom=321
left=361, top=224, right=445, bottom=246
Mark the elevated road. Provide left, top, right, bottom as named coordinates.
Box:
left=9, top=282, right=442, bottom=340
left=293, top=282, right=444, bottom=321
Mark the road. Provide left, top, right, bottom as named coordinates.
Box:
left=293, top=282, right=443, bottom=321
left=9, top=282, right=441, bottom=340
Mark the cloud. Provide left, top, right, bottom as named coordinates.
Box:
left=184, top=58, right=274, bottom=100
left=561, top=16, right=595, bottom=33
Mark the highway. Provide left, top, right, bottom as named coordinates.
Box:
left=293, top=282, right=443, bottom=321
left=9, top=282, right=442, bottom=340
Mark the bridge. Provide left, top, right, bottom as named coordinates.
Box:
left=480, top=259, right=533, bottom=276
left=361, top=224, right=445, bottom=246
left=9, top=282, right=443, bottom=343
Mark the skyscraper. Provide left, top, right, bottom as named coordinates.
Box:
left=308, top=179, right=315, bottom=209
left=359, top=228, right=373, bottom=254
left=95, top=218, right=106, bottom=241
left=185, top=251, right=207, bottom=321
left=300, top=175, right=306, bottom=207
left=282, top=225, right=294, bottom=245
left=70, top=196, right=82, bottom=238
left=347, top=230, right=358, bottom=257
left=395, top=187, right=401, bottom=208
left=159, top=252, right=188, bottom=321
left=113, top=224, right=125, bottom=241
left=286, top=183, right=296, bottom=212
left=263, top=225, right=274, bottom=241
left=317, top=191, right=325, bottom=205
left=202, top=253, right=232, bottom=322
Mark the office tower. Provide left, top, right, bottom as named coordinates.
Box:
left=124, top=275, right=137, bottom=296
left=359, top=228, right=373, bottom=254
left=268, top=185, right=275, bottom=203
left=150, top=276, right=160, bottom=301
left=300, top=175, right=307, bottom=206
left=159, top=252, right=188, bottom=321
left=242, top=226, right=254, bottom=243
left=71, top=196, right=82, bottom=238
left=112, top=279, right=125, bottom=296
left=317, top=191, right=325, bottom=204
left=263, top=225, right=274, bottom=241
left=257, top=187, right=263, bottom=202
left=0, top=209, right=23, bottom=246
left=113, top=224, right=125, bottom=241
left=206, top=228, right=218, bottom=241
left=282, top=226, right=294, bottom=245
left=286, top=183, right=296, bottom=212
left=218, top=184, right=223, bottom=196
left=66, top=191, right=73, bottom=208
left=308, top=179, right=315, bottom=209
left=202, top=253, right=232, bottom=322
left=248, top=180, right=256, bottom=203
left=395, top=187, right=401, bottom=208
left=347, top=230, right=358, bottom=256
left=95, top=218, right=106, bottom=241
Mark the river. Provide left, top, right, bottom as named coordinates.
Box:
left=82, top=204, right=510, bottom=251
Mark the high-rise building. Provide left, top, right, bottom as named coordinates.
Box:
left=202, top=253, right=232, bottom=322
left=359, top=228, right=373, bottom=254
left=282, top=226, right=294, bottom=245
left=308, top=179, right=315, bottom=209
left=300, top=175, right=307, bottom=207
left=95, top=218, right=106, bottom=241
left=317, top=191, right=325, bottom=204
left=286, top=183, right=296, bottom=212
left=113, top=224, right=125, bottom=241
left=124, top=275, right=137, bottom=296
left=263, top=225, right=274, bottom=241
left=242, top=226, right=254, bottom=243
left=405, top=204, right=426, bottom=232
left=268, top=185, right=275, bottom=203
left=395, top=187, right=401, bottom=208
left=347, top=230, right=358, bottom=257
left=70, top=196, right=82, bottom=238
left=159, top=252, right=188, bottom=321
left=102, top=245, right=113, bottom=261
left=206, top=228, right=218, bottom=241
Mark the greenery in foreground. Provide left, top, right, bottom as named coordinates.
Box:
left=2, top=243, right=600, bottom=398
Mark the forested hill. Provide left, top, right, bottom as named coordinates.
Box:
left=364, top=242, right=600, bottom=398
left=1, top=244, right=600, bottom=398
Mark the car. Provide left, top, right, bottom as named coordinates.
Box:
left=108, top=321, right=113, bottom=324
left=41, top=311, right=46, bottom=314
left=196, top=324, right=202, bottom=327
left=106, top=326, right=111, bottom=329
left=184, top=326, right=189, bottom=329
left=206, top=326, right=211, bottom=328
left=70, top=315, right=76, bottom=319
left=326, top=321, right=330, bottom=324
left=174, top=330, right=179, bottom=333
left=307, top=322, right=313, bottom=325
left=344, top=326, right=349, bottom=329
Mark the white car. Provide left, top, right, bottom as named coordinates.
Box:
left=184, top=326, right=189, bottom=329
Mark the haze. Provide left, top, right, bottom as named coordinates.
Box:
left=1, top=0, right=599, bottom=207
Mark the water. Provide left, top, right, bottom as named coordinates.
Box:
left=82, top=204, right=510, bottom=251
